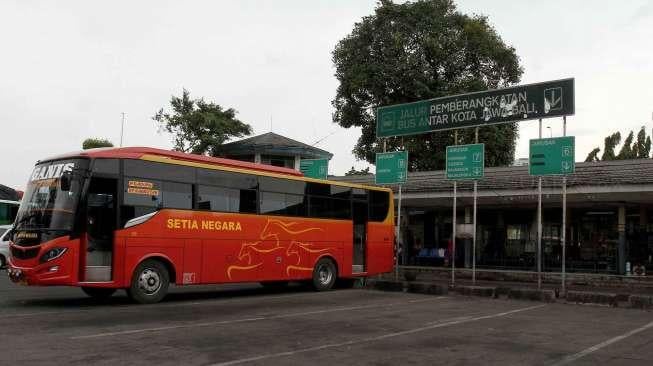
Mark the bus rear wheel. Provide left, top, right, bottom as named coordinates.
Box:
left=312, top=258, right=336, bottom=291
left=127, top=259, right=170, bottom=304
left=81, top=287, right=117, bottom=299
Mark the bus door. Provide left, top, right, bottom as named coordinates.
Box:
left=352, top=198, right=368, bottom=274
left=84, top=177, right=117, bottom=282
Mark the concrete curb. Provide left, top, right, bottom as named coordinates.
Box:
left=508, top=288, right=556, bottom=302
left=629, top=295, right=653, bottom=310
left=457, top=286, right=496, bottom=298
left=565, top=291, right=618, bottom=307
left=407, top=282, right=448, bottom=295
left=371, top=279, right=404, bottom=292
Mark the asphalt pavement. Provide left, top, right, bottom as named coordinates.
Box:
left=1, top=272, right=653, bottom=365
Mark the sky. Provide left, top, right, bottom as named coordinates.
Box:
left=1, top=0, right=652, bottom=190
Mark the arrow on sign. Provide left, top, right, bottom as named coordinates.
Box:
left=544, top=87, right=562, bottom=114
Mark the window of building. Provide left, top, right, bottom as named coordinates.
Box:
left=261, top=155, right=295, bottom=169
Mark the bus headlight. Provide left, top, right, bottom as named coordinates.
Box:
left=40, top=248, right=67, bottom=263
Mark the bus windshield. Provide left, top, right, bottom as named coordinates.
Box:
left=14, top=159, right=89, bottom=232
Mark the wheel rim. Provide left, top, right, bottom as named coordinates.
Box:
left=138, top=268, right=162, bottom=295
left=317, top=263, right=333, bottom=286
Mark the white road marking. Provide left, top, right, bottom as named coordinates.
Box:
left=211, top=304, right=547, bottom=366
left=71, top=296, right=446, bottom=339
left=551, top=319, right=653, bottom=366
left=0, top=289, right=374, bottom=319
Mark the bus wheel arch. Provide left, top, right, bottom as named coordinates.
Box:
left=134, top=254, right=177, bottom=284
left=312, top=256, right=338, bottom=291
left=127, top=257, right=173, bottom=304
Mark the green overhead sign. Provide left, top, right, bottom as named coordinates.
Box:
left=446, top=143, right=485, bottom=180
left=300, top=159, right=328, bottom=179
left=529, top=136, right=575, bottom=176
left=376, top=78, right=575, bottom=138
left=375, top=151, right=408, bottom=185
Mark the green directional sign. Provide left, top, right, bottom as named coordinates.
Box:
left=375, top=151, right=408, bottom=185
left=529, top=136, right=575, bottom=176
left=300, top=159, right=328, bottom=179
left=446, top=143, right=485, bottom=180
left=377, top=78, right=575, bottom=138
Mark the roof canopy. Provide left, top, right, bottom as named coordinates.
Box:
left=335, top=159, right=653, bottom=208
left=218, top=132, right=333, bottom=160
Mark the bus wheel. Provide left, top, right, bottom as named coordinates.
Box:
left=81, top=287, right=117, bottom=299
left=312, top=258, right=336, bottom=291
left=127, top=259, right=170, bottom=304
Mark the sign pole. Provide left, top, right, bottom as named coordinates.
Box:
left=562, top=116, right=567, bottom=295
left=537, top=119, right=543, bottom=290
left=451, top=130, right=458, bottom=287
left=473, top=127, right=478, bottom=285
left=396, top=184, right=402, bottom=281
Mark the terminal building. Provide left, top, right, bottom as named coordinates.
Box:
left=216, top=132, right=333, bottom=170
left=337, top=159, right=653, bottom=276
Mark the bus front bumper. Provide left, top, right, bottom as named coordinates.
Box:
left=7, top=261, right=73, bottom=286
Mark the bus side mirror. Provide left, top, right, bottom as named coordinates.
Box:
left=60, top=171, right=72, bottom=191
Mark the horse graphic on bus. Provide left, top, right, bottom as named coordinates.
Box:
left=227, top=219, right=334, bottom=280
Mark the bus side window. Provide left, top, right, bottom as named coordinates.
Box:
left=161, top=181, right=192, bottom=209
left=369, top=190, right=390, bottom=222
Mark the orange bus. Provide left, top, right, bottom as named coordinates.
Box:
left=8, top=147, right=394, bottom=303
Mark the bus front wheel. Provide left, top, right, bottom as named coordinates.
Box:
left=312, top=258, right=336, bottom=291
left=81, top=287, right=117, bottom=299
left=127, top=259, right=170, bottom=304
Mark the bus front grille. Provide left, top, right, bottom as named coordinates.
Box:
left=11, top=247, right=40, bottom=260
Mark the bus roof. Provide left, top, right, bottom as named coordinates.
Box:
left=39, top=147, right=391, bottom=193
left=39, top=147, right=303, bottom=177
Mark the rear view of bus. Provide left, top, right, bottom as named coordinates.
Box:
left=8, top=148, right=394, bottom=303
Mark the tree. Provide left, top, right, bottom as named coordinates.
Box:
left=634, top=127, right=651, bottom=158
left=601, top=132, right=621, bottom=161
left=153, top=89, right=252, bottom=156
left=616, top=131, right=635, bottom=160
left=332, top=0, right=522, bottom=170
left=345, top=166, right=371, bottom=176
left=82, top=138, right=113, bottom=150
left=585, top=127, right=651, bottom=162
left=585, top=148, right=600, bottom=162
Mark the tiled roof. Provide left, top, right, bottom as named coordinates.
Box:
left=333, top=159, right=653, bottom=193
left=219, top=132, right=333, bottom=159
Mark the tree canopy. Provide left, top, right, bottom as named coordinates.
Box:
left=82, top=138, right=113, bottom=150
left=345, top=166, right=371, bottom=176
left=332, top=0, right=523, bottom=170
left=153, top=89, right=253, bottom=156
left=585, top=127, right=651, bottom=162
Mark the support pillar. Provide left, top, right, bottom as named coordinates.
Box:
left=294, top=155, right=301, bottom=170
left=618, top=205, right=626, bottom=275
left=464, top=206, right=472, bottom=268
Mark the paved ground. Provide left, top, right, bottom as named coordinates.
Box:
left=1, top=272, right=653, bottom=365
